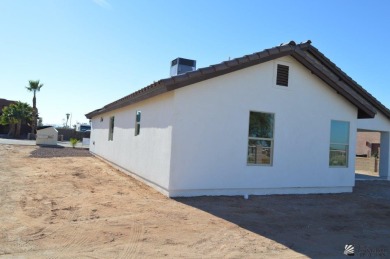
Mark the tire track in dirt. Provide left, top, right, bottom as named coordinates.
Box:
left=2, top=194, right=81, bottom=256
left=0, top=183, right=38, bottom=254
left=0, top=226, right=36, bottom=256
left=117, top=222, right=144, bottom=259
left=38, top=219, right=144, bottom=258
left=4, top=166, right=105, bottom=257
left=49, top=225, right=93, bottom=258
left=31, top=205, right=84, bottom=258
left=26, top=202, right=140, bottom=258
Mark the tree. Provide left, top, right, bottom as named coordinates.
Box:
left=0, top=102, right=33, bottom=138
left=26, top=80, right=44, bottom=135
left=13, top=102, right=33, bottom=137
left=0, top=105, right=17, bottom=137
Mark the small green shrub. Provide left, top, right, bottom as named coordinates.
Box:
left=70, top=138, right=78, bottom=148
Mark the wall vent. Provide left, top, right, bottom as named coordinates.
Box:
left=276, top=64, right=289, bottom=86
left=170, top=58, right=196, bottom=77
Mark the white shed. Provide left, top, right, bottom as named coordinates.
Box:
left=36, top=126, right=58, bottom=146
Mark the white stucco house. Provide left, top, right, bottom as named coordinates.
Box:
left=86, top=40, right=390, bottom=197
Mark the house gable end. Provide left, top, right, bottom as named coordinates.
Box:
left=291, top=49, right=376, bottom=118
left=306, top=45, right=390, bottom=119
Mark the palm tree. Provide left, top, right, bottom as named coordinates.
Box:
left=0, top=105, right=18, bottom=137
left=13, top=102, right=33, bottom=138
left=26, top=80, right=43, bottom=135
left=0, top=102, right=33, bottom=138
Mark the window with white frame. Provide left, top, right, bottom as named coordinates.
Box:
left=135, top=111, right=141, bottom=136
left=329, top=120, right=349, bottom=167
left=247, top=111, right=274, bottom=165
left=108, top=116, right=114, bottom=141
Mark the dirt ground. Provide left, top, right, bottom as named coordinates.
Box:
left=1, top=144, right=389, bottom=258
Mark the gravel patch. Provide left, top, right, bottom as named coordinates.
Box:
left=30, top=146, right=92, bottom=158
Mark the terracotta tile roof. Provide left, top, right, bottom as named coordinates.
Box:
left=86, top=40, right=389, bottom=120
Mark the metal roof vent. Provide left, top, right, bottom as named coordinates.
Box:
left=170, top=58, right=196, bottom=77
left=276, top=64, right=289, bottom=86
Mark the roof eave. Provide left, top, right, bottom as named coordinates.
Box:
left=306, top=45, right=390, bottom=119
left=85, top=40, right=384, bottom=121
left=291, top=49, right=377, bottom=119
left=86, top=42, right=305, bottom=119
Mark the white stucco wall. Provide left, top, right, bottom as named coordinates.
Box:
left=90, top=92, right=174, bottom=194
left=169, top=56, right=357, bottom=196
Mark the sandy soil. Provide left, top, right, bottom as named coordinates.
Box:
left=1, top=144, right=389, bottom=258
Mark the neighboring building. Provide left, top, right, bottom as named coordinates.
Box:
left=86, top=40, right=390, bottom=197
left=356, top=132, right=380, bottom=157
left=0, top=98, right=15, bottom=111
left=355, top=131, right=381, bottom=173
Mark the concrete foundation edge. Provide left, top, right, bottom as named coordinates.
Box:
left=168, top=186, right=353, bottom=197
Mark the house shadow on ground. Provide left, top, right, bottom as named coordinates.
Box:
left=174, top=181, right=390, bottom=258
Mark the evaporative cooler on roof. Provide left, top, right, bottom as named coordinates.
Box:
left=170, top=58, right=196, bottom=77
